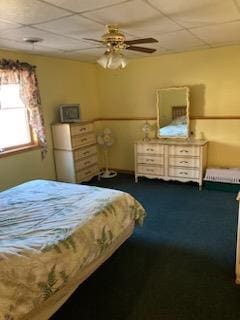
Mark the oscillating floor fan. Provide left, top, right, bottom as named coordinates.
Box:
left=97, top=128, right=117, bottom=178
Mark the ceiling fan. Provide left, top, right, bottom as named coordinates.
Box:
left=83, top=25, right=158, bottom=69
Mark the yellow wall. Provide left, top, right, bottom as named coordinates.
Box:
left=96, top=46, right=240, bottom=170
left=1, top=45, right=240, bottom=190
left=0, top=50, right=99, bottom=190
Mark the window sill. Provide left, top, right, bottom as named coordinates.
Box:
left=0, top=144, right=40, bottom=158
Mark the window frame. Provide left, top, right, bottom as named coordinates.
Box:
left=0, top=84, right=39, bottom=157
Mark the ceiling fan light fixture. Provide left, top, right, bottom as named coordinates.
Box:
left=84, top=25, right=158, bottom=69
left=97, top=51, right=110, bottom=69
left=107, top=51, right=127, bottom=70
left=97, top=50, right=127, bottom=70
left=102, top=25, right=125, bottom=44
left=119, top=55, right=128, bottom=69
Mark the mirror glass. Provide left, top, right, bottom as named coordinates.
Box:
left=156, top=87, right=190, bottom=139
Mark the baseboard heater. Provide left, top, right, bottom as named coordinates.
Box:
left=204, top=168, right=240, bottom=184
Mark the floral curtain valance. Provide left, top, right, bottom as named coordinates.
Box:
left=0, top=59, right=47, bottom=157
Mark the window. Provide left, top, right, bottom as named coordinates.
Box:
left=0, top=59, right=47, bottom=158
left=0, top=83, right=34, bottom=152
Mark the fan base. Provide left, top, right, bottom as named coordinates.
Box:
left=100, top=170, right=117, bottom=179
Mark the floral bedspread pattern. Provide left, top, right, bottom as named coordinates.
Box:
left=0, top=180, right=145, bottom=320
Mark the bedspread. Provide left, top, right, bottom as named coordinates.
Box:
left=0, top=180, right=145, bottom=320
left=160, top=123, right=187, bottom=137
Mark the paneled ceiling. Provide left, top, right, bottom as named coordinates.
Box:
left=1, top=0, right=240, bottom=62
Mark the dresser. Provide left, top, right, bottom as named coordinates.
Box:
left=52, top=122, right=99, bottom=183
left=134, top=139, right=208, bottom=189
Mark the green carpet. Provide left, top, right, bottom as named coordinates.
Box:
left=205, top=181, right=240, bottom=193
left=51, top=175, right=240, bottom=320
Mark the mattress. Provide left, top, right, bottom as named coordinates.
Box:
left=0, top=180, right=145, bottom=320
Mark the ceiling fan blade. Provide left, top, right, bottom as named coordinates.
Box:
left=125, top=37, right=158, bottom=45
left=83, top=38, right=102, bottom=44
left=126, top=46, right=157, bottom=53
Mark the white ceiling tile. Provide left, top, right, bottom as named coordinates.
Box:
left=148, top=0, right=240, bottom=28
left=66, top=47, right=105, bottom=57
left=0, top=0, right=239, bottom=60
left=0, top=0, right=69, bottom=25
left=35, top=15, right=104, bottom=39
left=57, top=48, right=106, bottom=62
left=0, top=26, right=94, bottom=50
left=33, top=45, right=64, bottom=54
left=154, top=30, right=206, bottom=50
left=0, top=19, right=21, bottom=31
left=43, top=0, right=126, bottom=13
left=0, top=37, right=66, bottom=56
left=81, top=30, right=110, bottom=43
left=0, top=37, right=61, bottom=56
left=0, top=38, right=35, bottom=51
left=83, top=0, right=181, bottom=36
left=191, top=21, right=240, bottom=44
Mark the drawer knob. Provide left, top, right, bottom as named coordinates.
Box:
left=179, top=161, right=189, bottom=164
left=84, top=161, right=90, bottom=165
left=146, top=169, right=154, bottom=172
left=83, top=151, right=90, bottom=155
left=180, top=149, right=189, bottom=153
left=81, top=138, right=87, bottom=142
left=179, top=171, right=188, bottom=175
left=146, top=159, right=154, bottom=162
left=146, top=148, right=154, bottom=152
left=79, top=127, right=86, bottom=132
left=85, top=171, right=91, bottom=175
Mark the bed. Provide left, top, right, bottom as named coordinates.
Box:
left=0, top=180, right=145, bottom=320
left=160, top=106, right=187, bottom=137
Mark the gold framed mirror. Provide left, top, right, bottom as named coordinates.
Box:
left=156, top=86, right=190, bottom=139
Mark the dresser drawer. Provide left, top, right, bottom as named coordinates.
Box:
left=169, top=157, right=200, bottom=168
left=75, top=155, right=98, bottom=171
left=71, top=123, right=93, bottom=136
left=168, top=167, right=199, bottom=179
left=74, top=145, right=97, bottom=160
left=168, top=145, right=200, bottom=157
left=72, top=133, right=96, bottom=148
left=76, top=165, right=99, bottom=182
left=136, top=143, right=164, bottom=155
left=137, top=165, right=164, bottom=176
left=137, top=155, right=164, bottom=165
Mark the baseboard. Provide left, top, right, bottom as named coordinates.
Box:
left=112, top=168, right=134, bottom=175
left=99, top=168, right=134, bottom=175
